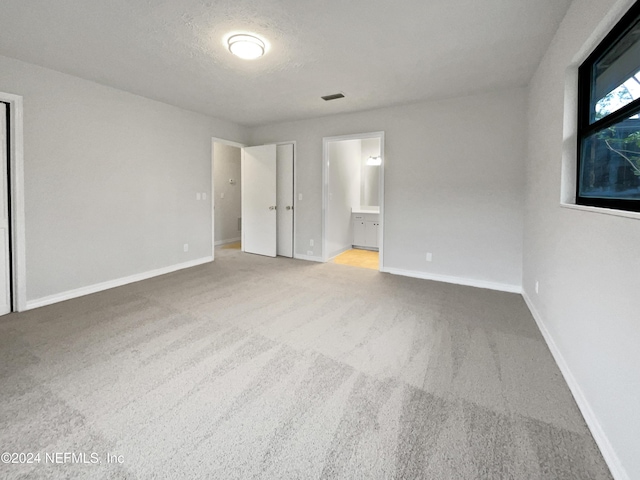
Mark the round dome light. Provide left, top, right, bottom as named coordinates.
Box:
left=228, top=34, right=265, bottom=60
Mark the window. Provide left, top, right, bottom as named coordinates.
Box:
left=577, top=1, right=640, bottom=212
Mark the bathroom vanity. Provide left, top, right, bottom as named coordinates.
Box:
left=352, top=207, right=379, bottom=250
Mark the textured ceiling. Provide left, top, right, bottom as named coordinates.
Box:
left=0, top=0, right=572, bottom=127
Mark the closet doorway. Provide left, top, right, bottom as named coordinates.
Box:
left=322, top=132, right=385, bottom=271
left=0, top=91, right=26, bottom=314
left=0, top=101, right=11, bottom=314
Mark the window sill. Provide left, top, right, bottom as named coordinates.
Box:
left=560, top=202, right=640, bottom=220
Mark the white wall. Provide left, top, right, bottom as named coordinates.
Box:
left=213, top=142, right=242, bottom=244
left=250, top=88, right=526, bottom=290
left=524, top=1, right=640, bottom=479
left=0, top=55, right=247, bottom=303
left=327, top=139, right=361, bottom=258
left=360, top=137, right=380, bottom=207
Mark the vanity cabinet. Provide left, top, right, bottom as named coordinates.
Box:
left=352, top=213, right=379, bottom=249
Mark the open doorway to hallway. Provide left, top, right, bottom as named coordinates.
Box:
left=212, top=139, right=295, bottom=260
left=322, top=132, right=384, bottom=271
left=212, top=139, right=243, bottom=253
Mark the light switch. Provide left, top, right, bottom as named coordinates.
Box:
left=202, top=193, right=207, bottom=200
left=196, top=193, right=201, bottom=200
left=221, top=192, right=225, bottom=199
left=298, top=194, right=303, bottom=201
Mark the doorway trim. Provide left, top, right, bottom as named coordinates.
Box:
left=211, top=137, right=246, bottom=260
left=0, top=91, right=26, bottom=312
left=322, top=131, right=385, bottom=270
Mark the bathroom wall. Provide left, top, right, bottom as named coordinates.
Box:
left=327, top=139, right=361, bottom=258
left=360, top=137, right=381, bottom=207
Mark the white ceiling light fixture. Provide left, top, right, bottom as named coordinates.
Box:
left=366, top=156, right=382, bottom=166
left=227, top=34, right=265, bottom=60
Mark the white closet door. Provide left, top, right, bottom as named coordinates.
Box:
left=276, top=144, right=294, bottom=258
left=0, top=103, right=11, bottom=315
left=242, top=144, right=277, bottom=257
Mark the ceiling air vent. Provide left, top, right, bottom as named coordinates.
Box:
left=321, top=93, right=345, bottom=101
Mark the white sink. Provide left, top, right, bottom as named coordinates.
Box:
left=352, top=206, right=380, bottom=214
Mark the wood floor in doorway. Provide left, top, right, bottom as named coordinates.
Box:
left=333, top=248, right=379, bottom=270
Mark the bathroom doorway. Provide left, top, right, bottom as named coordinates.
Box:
left=322, top=132, right=384, bottom=271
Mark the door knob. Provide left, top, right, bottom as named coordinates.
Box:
left=269, top=206, right=276, bottom=210
left=286, top=206, right=292, bottom=210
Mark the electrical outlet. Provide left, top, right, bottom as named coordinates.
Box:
left=426, top=252, right=433, bottom=262
left=307, top=250, right=313, bottom=256
left=535, top=281, right=539, bottom=294
left=184, top=243, right=189, bottom=252
left=310, top=239, right=314, bottom=247
left=221, top=192, right=225, bottom=199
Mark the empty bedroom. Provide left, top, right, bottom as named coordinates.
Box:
left=0, top=0, right=638, bottom=479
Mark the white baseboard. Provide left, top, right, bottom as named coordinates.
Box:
left=327, top=245, right=352, bottom=261
left=293, top=253, right=324, bottom=263
left=352, top=245, right=379, bottom=252
left=26, top=257, right=214, bottom=310
left=382, top=267, right=521, bottom=293
left=522, top=291, right=629, bottom=480
left=214, top=237, right=240, bottom=246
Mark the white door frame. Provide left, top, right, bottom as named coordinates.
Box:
left=0, top=92, right=26, bottom=312
left=322, top=131, right=385, bottom=270
left=211, top=137, right=246, bottom=259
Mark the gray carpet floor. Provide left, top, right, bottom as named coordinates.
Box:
left=0, top=247, right=611, bottom=479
